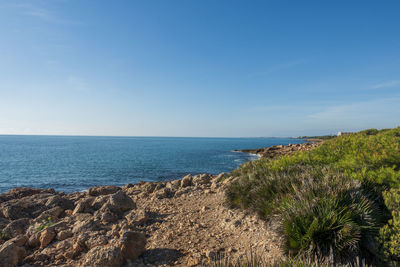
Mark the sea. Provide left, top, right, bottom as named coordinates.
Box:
left=0, top=135, right=304, bottom=193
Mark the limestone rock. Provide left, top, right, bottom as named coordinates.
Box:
left=119, top=231, right=146, bottom=260
left=180, top=174, right=193, bottom=187
left=154, top=187, right=174, bottom=199
left=143, top=183, right=157, bottom=194
left=45, top=195, right=74, bottom=210
left=34, top=206, right=64, bottom=223
left=1, top=205, right=27, bottom=220
left=57, top=230, right=73, bottom=241
left=80, top=246, right=124, bottom=267
left=193, top=174, right=211, bottom=185
left=107, top=191, right=136, bottom=213
left=27, top=231, right=41, bottom=248
left=3, top=218, right=30, bottom=238
left=85, top=234, right=108, bottom=249
left=125, top=209, right=150, bottom=226
left=72, top=219, right=99, bottom=234
left=39, top=228, right=56, bottom=248
left=174, top=187, right=192, bottom=197
left=10, top=235, right=27, bottom=247
left=94, top=206, right=119, bottom=224
left=0, top=239, right=26, bottom=267
left=166, top=179, right=181, bottom=190
left=3, top=187, right=54, bottom=200
left=88, top=186, right=121, bottom=197
left=72, top=197, right=94, bottom=215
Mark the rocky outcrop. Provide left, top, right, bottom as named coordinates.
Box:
left=0, top=186, right=145, bottom=266
left=237, top=141, right=322, bottom=158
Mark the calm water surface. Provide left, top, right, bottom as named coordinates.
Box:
left=0, top=135, right=303, bottom=193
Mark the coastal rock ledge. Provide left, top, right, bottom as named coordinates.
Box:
left=0, top=142, right=315, bottom=266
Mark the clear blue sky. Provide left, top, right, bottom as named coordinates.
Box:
left=1, top=0, right=399, bottom=137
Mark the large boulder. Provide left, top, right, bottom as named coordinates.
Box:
left=119, top=231, right=146, bottom=260
left=72, top=197, right=94, bottom=215
left=1, top=205, right=27, bottom=220
left=107, top=191, right=136, bottom=214
left=3, top=218, right=30, bottom=238
left=34, top=206, right=64, bottom=223
left=45, top=195, right=74, bottom=210
left=94, top=205, right=119, bottom=224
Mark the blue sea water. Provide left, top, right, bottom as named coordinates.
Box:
left=0, top=135, right=304, bottom=193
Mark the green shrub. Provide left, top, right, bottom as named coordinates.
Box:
left=207, top=253, right=371, bottom=266
left=226, top=126, right=400, bottom=264
left=280, top=167, right=381, bottom=262
left=379, top=189, right=400, bottom=264
left=360, top=128, right=379, bottom=135
left=0, top=230, right=10, bottom=241
left=36, top=217, right=54, bottom=232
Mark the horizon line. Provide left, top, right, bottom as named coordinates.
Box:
left=0, top=133, right=301, bottom=139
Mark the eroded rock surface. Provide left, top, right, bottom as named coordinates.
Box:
left=0, top=187, right=143, bottom=266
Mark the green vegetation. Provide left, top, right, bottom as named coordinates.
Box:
left=36, top=217, right=54, bottom=232
left=227, top=127, right=400, bottom=264
left=0, top=230, right=10, bottom=241
left=379, top=188, right=400, bottom=265
left=297, top=135, right=336, bottom=140
left=208, top=254, right=370, bottom=266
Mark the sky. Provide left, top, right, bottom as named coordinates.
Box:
left=0, top=0, right=399, bottom=137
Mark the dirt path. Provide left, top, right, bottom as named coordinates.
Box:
left=128, top=175, right=284, bottom=266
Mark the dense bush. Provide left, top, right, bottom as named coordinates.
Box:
left=280, top=167, right=381, bottom=261
left=379, top=188, right=400, bottom=264
left=227, top=126, right=400, bottom=263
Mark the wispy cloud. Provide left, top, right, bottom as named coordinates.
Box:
left=248, top=60, right=305, bottom=77
left=5, top=2, right=78, bottom=24
left=307, top=97, right=400, bottom=129
left=370, top=80, right=400, bottom=89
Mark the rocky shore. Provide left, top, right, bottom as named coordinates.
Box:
left=0, top=142, right=322, bottom=267
left=237, top=141, right=321, bottom=158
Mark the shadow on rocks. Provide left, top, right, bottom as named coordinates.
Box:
left=145, top=211, right=170, bottom=225
left=129, top=248, right=184, bottom=266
